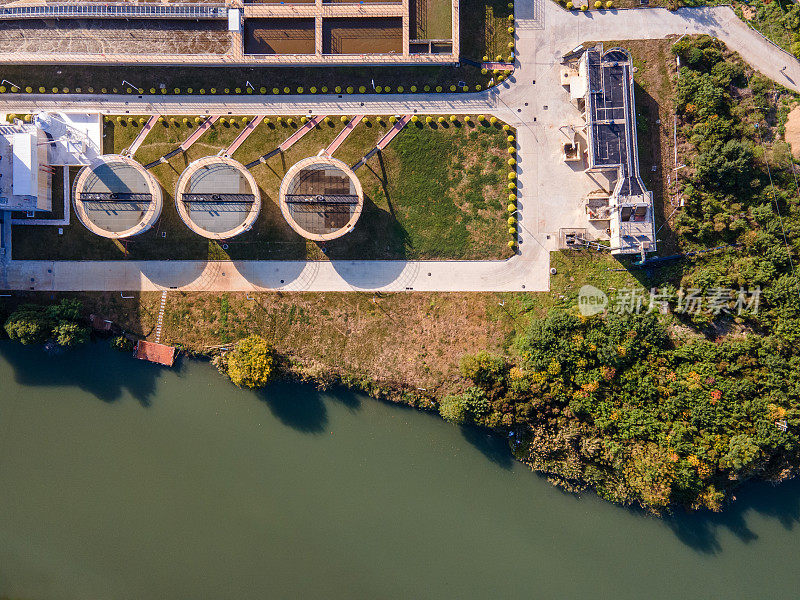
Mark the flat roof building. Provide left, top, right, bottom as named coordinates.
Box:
left=0, top=123, right=51, bottom=213
left=72, top=154, right=162, bottom=238
left=581, top=46, right=656, bottom=256
left=174, top=156, right=261, bottom=240
left=279, top=155, right=363, bottom=241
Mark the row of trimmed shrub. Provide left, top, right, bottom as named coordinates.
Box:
left=562, top=0, right=613, bottom=9
left=0, top=83, right=495, bottom=95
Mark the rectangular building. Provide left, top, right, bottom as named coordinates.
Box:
left=581, top=45, right=656, bottom=256
left=0, top=125, right=51, bottom=212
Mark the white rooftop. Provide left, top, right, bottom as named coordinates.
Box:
left=34, top=112, right=102, bottom=166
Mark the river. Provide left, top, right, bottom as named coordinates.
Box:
left=0, top=341, right=798, bottom=599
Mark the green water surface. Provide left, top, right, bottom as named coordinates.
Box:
left=0, top=342, right=798, bottom=599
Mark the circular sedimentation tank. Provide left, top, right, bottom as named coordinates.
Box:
left=278, top=156, right=364, bottom=241
left=72, top=154, right=163, bottom=239
left=175, top=156, right=261, bottom=239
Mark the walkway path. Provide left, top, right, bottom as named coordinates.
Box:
left=353, top=115, right=411, bottom=170
left=126, top=115, right=158, bottom=157
left=154, top=290, right=168, bottom=343
left=482, top=62, right=514, bottom=71
left=244, top=115, right=325, bottom=168
left=325, top=115, right=362, bottom=155
left=144, top=115, right=220, bottom=169
left=1, top=4, right=798, bottom=292
left=226, top=115, right=264, bottom=156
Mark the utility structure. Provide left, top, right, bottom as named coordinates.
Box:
left=72, top=154, right=162, bottom=238
left=580, top=45, right=656, bottom=256
left=174, top=155, right=261, bottom=240
left=278, top=155, right=363, bottom=241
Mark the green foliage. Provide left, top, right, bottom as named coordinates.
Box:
left=460, top=351, right=508, bottom=389
left=694, top=140, right=754, bottom=191
left=111, top=335, right=134, bottom=352
left=670, top=39, right=800, bottom=338
left=439, top=394, right=469, bottom=424
left=53, top=320, right=89, bottom=347
left=4, top=306, right=51, bottom=345
left=226, top=334, right=276, bottom=389
left=500, top=309, right=800, bottom=510
left=4, top=300, right=89, bottom=347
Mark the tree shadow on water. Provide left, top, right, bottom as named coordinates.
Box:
left=256, top=381, right=328, bottom=434
left=664, top=478, right=800, bottom=554
left=460, top=425, right=514, bottom=469
left=255, top=382, right=365, bottom=434
left=0, top=340, right=161, bottom=407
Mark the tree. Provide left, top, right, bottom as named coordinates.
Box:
left=226, top=335, right=276, bottom=389
left=439, top=394, right=468, bottom=424
left=4, top=306, right=50, bottom=345
left=460, top=351, right=508, bottom=389
left=53, top=320, right=89, bottom=347
left=695, top=140, right=753, bottom=191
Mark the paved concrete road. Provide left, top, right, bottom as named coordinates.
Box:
left=0, top=4, right=796, bottom=292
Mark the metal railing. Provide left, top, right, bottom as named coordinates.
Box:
left=0, top=3, right=228, bottom=20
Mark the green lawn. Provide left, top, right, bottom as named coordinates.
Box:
left=13, top=115, right=513, bottom=262
left=460, top=0, right=513, bottom=61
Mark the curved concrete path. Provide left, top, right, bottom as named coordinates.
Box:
left=1, top=4, right=797, bottom=292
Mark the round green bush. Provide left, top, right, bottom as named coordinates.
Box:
left=25, top=86, right=31, bottom=93
left=410, top=85, right=417, bottom=92
left=435, top=86, right=443, bottom=92
left=507, top=203, right=516, bottom=212
left=508, top=227, right=516, bottom=235
left=260, top=87, right=267, bottom=94
left=346, top=86, right=353, bottom=93
left=508, top=216, right=517, bottom=226
left=283, top=87, right=290, bottom=94
left=359, top=86, right=366, bottom=93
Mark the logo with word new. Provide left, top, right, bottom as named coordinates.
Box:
left=578, top=285, right=608, bottom=316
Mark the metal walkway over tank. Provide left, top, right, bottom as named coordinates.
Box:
left=0, top=3, right=228, bottom=20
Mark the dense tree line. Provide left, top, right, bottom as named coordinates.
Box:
left=3, top=299, right=90, bottom=348
left=442, top=38, right=800, bottom=512
left=449, top=311, right=800, bottom=512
